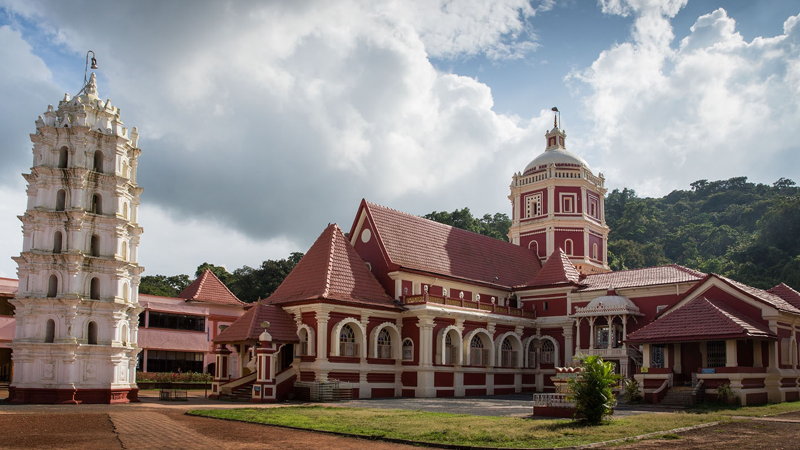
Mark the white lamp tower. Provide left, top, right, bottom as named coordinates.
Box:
left=9, top=52, right=144, bottom=404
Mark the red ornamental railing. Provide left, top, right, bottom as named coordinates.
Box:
left=403, top=294, right=536, bottom=319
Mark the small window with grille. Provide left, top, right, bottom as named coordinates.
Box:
left=402, top=338, right=413, bottom=361
left=706, top=340, right=726, bottom=367
left=651, top=345, right=665, bottom=368
left=541, top=340, right=555, bottom=364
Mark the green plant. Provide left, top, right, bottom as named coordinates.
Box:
left=622, top=378, right=642, bottom=403
left=567, top=355, right=621, bottom=425
left=716, top=383, right=734, bottom=404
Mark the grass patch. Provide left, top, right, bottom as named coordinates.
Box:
left=690, top=399, right=800, bottom=417
left=188, top=406, right=724, bottom=448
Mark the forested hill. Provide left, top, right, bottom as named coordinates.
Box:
left=426, top=177, right=800, bottom=291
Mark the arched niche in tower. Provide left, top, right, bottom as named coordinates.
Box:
left=53, top=231, right=62, bottom=254
left=58, top=146, right=69, bottom=169
left=91, top=193, right=102, bottom=215
left=90, top=234, right=101, bottom=257
left=89, top=277, right=100, bottom=300
left=87, top=321, right=98, bottom=345
left=56, top=190, right=66, bottom=211
left=45, top=319, right=55, bottom=343
left=93, top=150, right=104, bottom=173
left=47, top=274, right=58, bottom=298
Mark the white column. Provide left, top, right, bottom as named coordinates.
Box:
left=316, top=311, right=329, bottom=362
left=642, top=344, right=651, bottom=369
left=575, top=319, right=581, bottom=352
left=753, top=340, right=763, bottom=368
left=726, top=339, right=738, bottom=367
left=562, top=324, right=574, bottom=366
left=589, top=317, right=596, bottom=349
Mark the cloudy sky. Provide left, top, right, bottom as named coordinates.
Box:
left=1, top=0, right=799, bottom=279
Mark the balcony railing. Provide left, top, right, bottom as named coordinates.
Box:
left=403, top=294, right=536, bottom=319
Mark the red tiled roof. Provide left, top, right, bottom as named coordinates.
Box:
left=626, top=296, right=776, bottom=343
left=717, top=275, right=800, bottom=314
left=359, top=201, right=541, bottom=288
left=267, top=223, right=397, bottom=309
left=0, top=277, right=18, bottom=295
left=178, top=269, right=244, bottom=306
left=577, top=264, right=705, bottom=292
left=213, top=302, right=298, bottom=343
left=767, top=283, right=800, bottom=310
left=521, top=248, right=581, bottom=288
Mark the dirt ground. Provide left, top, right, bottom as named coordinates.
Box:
left=616, top=419, right=800, bottom=449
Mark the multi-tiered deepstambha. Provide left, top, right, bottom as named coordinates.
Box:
left=9, top=73, right=144, bottom=404
left=508, top=113, right=610, bottom=274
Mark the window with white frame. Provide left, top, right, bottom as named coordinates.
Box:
left=500, top=337, right=517, bottom=367
left=444, top=333, right=456, bottom=364
left=339, top=324, right=358, bottom=357
left=377, top=328, right=392, bottom=359
left=564, top=239, right=573, bottom=256
left=563, top=196, right=574, bottom=213
left=525, top=193, right=543, bottom=218
left=299, top=329, right=309, bottom=356
left=527, top=343, right=537, bottom=368
left=706, top=340, right=726, bottom=367
left=540, top=340, right=554, bottom=364
left=402, top=338, right=413, bottom=361
left=470, top=335, right=489, bottom=366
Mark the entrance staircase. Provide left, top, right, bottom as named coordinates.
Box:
left=218, top=373, right=257, bottom=401
left=659, top=386, right=694, bottom=406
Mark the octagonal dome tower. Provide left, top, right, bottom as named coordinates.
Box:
left=508, top=111, right=609, bottom=275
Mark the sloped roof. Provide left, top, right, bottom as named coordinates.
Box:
left=0, top=277, right=18, bottom=295
left=577, top=264, right=705, bottom=292
left=267, top=223, right=398, bottom=309
left=358, top=201, right=541, bottom=288
left=717, top=275, right=800, bottom=314
left=178, top=269, right=244, bottom=306
left=213, top=302, right=298, bottom=344
left=767, top=283, right=800, bottom=310
left=521, top=248, right=581, bottom=288
left=626, top=296, right=776, bottom=343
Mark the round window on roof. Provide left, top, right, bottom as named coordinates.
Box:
left=361, top=228, right=372, bottom=243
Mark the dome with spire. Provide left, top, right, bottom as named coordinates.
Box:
left=522, top=113, right=590, bottom=175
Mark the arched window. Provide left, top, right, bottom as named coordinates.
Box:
left=444, top=333, right=454, bottom=364
left=541, top=340, right=555, bottom=364
left=122, top=203, right=128, bottom=219
left=377, top=328, right=392, bottom=359
left=87, top=321, right=98, bottom=345
left=56, top=190, right=66, bottom=211
left=339, top=324, right=357, bottom=357
left=121, top=323, right=129, bottom=345
left=58, top=147, right=69, bottom=168
left=470, top=335, right=488, bottom=366
left=501, top=337, right=517, bottom=367
left=564, top=239, right=573, bottom=256
left=93, top=150, right=104, bottom=173
left=91, top=194, right=102, bottom=215
left=45, top=319, right=55, bottom=343
left=90, top=234, right=100, bottom=257
left=122, top=283, right=129, bottom=302
left=121, top=243, right=127, bottom=260
left=593, top=243, right=598, bottom=260
left=47, top=275, right=58, bottom=298
left=53, top=231, right=63, bottom=254
left=299, top=329, right=309, bottom=356
left=90, top=277, right=100, bottom=300
left=527, top=341, right=538, bottom=368
left=402, top=338, right=413, bottom=361
left=528, top=240, right=539, bottom=257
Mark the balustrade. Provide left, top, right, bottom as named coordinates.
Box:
left=403, top=294, right=535, bottom=319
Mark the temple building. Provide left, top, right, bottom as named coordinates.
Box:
left=208, top=116, right=800, bottom=405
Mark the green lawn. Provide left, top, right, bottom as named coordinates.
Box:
left=691, top=400, right=800, bottom=417
left=188, top=406, right=729, bottom=448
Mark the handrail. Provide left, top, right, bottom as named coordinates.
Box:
left=220, top=372, right=256, bottom=394
left=275, top=367, right=296, bottom=383
left=403, top=294, right=535, bottom=319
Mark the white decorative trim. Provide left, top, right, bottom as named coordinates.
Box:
left=463, top=328, right=495, bottom=367
left=330, top=317, right=367, bottom=357
left=296, top=324, right=316, bottom=356
left=436, top=325, right=463, bottom=365
left=494, top=331, right=523, bottom=367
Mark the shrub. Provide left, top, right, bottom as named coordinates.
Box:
left=716, top=383, right=734, bottom=404
left=567, top=355, right=620, bottom=425
left=622, top=378, right=642, bottom=403
left=136, top=371, right=212, bottom=383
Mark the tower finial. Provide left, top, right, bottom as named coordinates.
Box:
left=551, top=106, right=559, bottom=128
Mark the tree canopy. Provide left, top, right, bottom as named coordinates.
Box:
left=423, top=208, right=511, bottom=241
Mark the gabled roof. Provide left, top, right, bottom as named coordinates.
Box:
left=353, top=200, right=541, bottom=288
left=213, top=302, right=298, bottom=344
left=521, top=248, right=581, bottom=288
left=626, top=296, right=776, bottom=343
left=267, top=223, right=398, bottom=309
left=716, top=275, right=800, bottom=314
left=178, top=269, right=245, bottom=306
left=768, top=283, right=800, bottom=310
left=577, top=264, right=704, bottom=292
left=0, top=277, right=18, bottom=296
